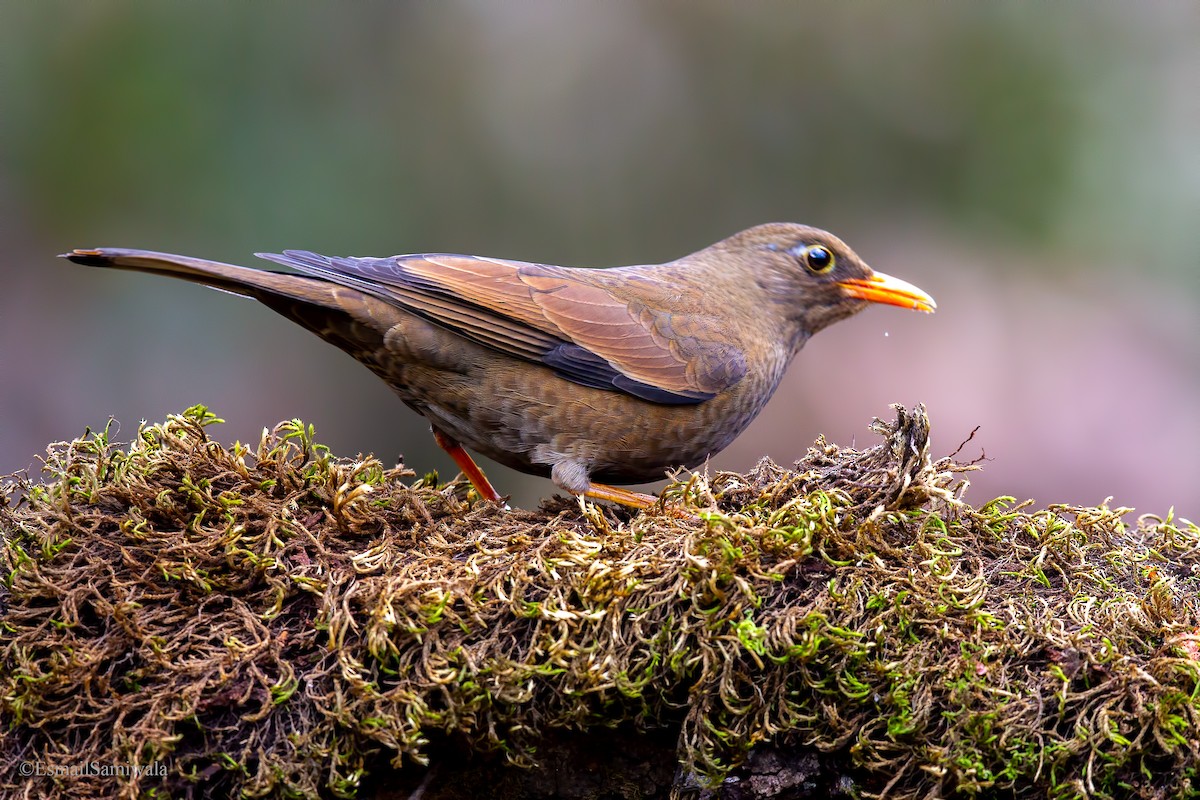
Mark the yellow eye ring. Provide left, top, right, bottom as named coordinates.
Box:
left=803, top=245, right=835, bottom=273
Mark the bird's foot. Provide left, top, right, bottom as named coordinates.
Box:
left=580, top=482, right=697, bottom=520
left=582, top=482, right=658, bottom=509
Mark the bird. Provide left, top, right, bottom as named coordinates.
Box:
left=63, top=223, right=935, bottom=509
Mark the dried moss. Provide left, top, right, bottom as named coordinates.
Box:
left=2, top=405, right=1199, bottom=799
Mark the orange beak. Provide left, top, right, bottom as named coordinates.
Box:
left=837, top=271, right=936, bottom=313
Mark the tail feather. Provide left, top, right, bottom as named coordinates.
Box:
left=61, top=247, right=396, bottom=362
left=61, top=248, right=327, bottom=304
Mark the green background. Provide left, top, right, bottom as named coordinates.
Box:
left=3, top=2, right=1198, bottom=516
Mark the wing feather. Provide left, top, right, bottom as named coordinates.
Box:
left=256, top=250, right=747, bottom=404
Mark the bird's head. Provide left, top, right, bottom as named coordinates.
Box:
left=712, top=223, right=936, bottom=339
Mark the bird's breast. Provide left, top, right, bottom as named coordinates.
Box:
left=442, top=343, right=794, bottom=485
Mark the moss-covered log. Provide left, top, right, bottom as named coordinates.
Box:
left=2, top=406, right=1198, bottom=799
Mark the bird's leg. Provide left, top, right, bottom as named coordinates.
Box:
left=550, top=460, right=657, bottom=510
left=583, top=482, right=658, bottom=510
left=430, top=427, right=503, bottom=503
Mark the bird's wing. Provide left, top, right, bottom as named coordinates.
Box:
left=256, top=251, right=747, bottom=405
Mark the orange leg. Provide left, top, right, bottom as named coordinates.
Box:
left=431, top=428, right=503, bottom=503
left=583, top=482, right=657, bottom=510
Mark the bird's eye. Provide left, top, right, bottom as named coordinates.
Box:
left=803, top=245, right=835, bottom=273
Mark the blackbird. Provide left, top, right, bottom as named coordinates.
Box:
left=63, top=223, right=934, bottom=508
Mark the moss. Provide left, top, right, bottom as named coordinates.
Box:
left=1, top=405, right=1199, bottom=799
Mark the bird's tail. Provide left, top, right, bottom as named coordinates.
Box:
left=61, top=248, right=399, bottom=363
left=61, top=248, right=329, bottom=305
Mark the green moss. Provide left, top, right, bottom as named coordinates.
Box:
left=1, top=405, right=1199, bottom=798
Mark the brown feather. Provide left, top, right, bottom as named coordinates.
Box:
left=262, top=251, right=749, bottom=404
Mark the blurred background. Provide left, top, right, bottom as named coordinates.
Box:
left=2, top=2, right=1197, bottom=517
